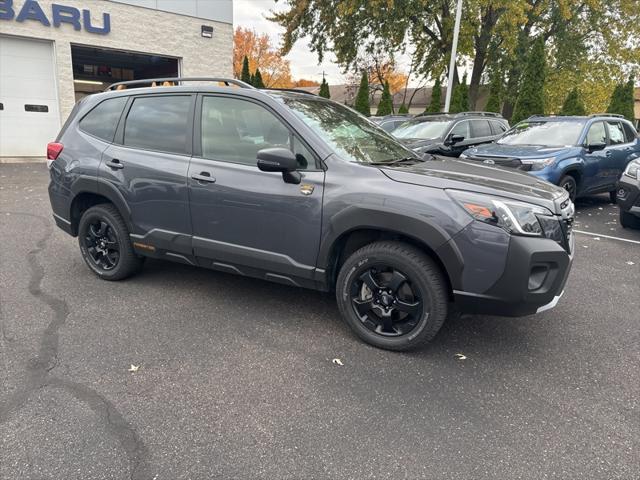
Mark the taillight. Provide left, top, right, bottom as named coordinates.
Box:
left=47, top=142, right=63, bottom=169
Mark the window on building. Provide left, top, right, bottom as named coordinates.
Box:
left=123, top=96, right=191, bottom=154
left=80, top=97, right=128, bottom=142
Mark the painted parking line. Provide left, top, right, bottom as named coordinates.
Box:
left=574, top=230, right=640, bottom=245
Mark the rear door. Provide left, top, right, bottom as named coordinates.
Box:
left=188, top=94, right=325, bottom=287
left=605, top=120, right=637, bottom=187
left=469, top=119, right=496, bottom=146
left=99, top=93, right=195, bottom=256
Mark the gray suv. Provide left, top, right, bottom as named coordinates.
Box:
left=47, top=78, right=575, bottom=351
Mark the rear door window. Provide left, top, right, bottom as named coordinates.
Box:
left=79, top=97, right=128, bottom=142
left=489, top=120, right=507, bottom=135
left=471, top=120, right=492, bottom=138
left=123, top=95, right=192, bottom=154
left=606, top=121, right=626, bottom=145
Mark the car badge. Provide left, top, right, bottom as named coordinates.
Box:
left=483, top=159, right=495, bottom=165
left=300, top=184, right=315, bottom=196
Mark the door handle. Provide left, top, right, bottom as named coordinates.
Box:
left=191, top=172, right=216, bottom=183
left=106, top=159, right=124, bottom=170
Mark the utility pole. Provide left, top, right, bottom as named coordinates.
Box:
left=444, top=0, right=463, bottom=113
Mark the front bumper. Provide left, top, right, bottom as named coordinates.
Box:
left=454, top=233, right=574, bottom=317
left=617, top=175, right=640, bottom=217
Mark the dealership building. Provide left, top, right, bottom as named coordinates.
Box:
left=0, top=0, right=233, bottom=158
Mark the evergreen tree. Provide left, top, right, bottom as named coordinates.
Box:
left=512, top=37, right=546, bottom=123
left=559, top=87, right=586, bottom=116
left=608, top=77, right=635, bottom=121
left=376, top=81, right=394, bottom=116
left=319, top=77, right=331, bottom=98
left=354, top=71, right=371, bottom=117
left=241, top=56, right=252, bottom=85
left=398, top=103, right=409, bottom=114
left=449, top=75, right=469, bottom=113
left=253, top=69, right=265, bottom=89
left=426, top=77, right=442, bottom=113
left=485, top=70, right=503, bottom=113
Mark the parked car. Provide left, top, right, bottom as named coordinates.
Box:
left=47, top=77, right=574, bottom=351
left=370, top=114, right=413, bottom=133
left=617, top=159, right=640, bottom=229
left=461, top=114, right=640, bottom=201
left=390, top=112, right=509, bottom=157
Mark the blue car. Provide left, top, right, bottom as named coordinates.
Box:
left=460, top=114, right=640, bottom=201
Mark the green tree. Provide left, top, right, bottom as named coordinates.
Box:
left=354, top=71, right=371, bottom=117
left=426, top=77, right=442, bottom=113
left=240, top=56, right=252, bottom=85
left=512, top=37, right=546, bottom=124
left=449, top=75, right=469, bottom=113
left=608, top=78, right=636, bottom=121
left=319, top=77, right=331, bottom=98
left=376, top=81, right=394, bottom=116
left=560, top=87, right=586, bottom=116
left=253, top=69, right=266, bottom=88
left=484, top=69, right=503, bottom=113
left=398, top=103, right=409, bottom=114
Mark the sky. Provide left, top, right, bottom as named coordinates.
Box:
left=233, top=0, right=347, bottom=84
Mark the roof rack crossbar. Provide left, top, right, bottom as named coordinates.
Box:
left=106, top=77, right=255, bottom=92
left=455, top=111, right=502, bottom=118
left=264, top=88, right=317, bottom=96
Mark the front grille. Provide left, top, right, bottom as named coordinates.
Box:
left=467, top=156, right=523, bottom=168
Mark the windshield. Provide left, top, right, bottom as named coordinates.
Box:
left=273, top=94, right=418, bottom=164
left=498, top=121, right=585, bottom=146
left=392, top=120, right=451, bottom=140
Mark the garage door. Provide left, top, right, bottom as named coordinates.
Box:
left=0, top=36, right=60, bottom=157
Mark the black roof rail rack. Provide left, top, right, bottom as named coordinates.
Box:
left=264, top=88, right=317, bottom=96
left=454, top=111, right=503, bottom=118
left=588, top=113, right=624, bottom=118
left=106, top=77, right=255, bottom=92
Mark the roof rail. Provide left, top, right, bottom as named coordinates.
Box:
left=264, top=88, right=317, bottom=96
left=454, top=111, right=503, bottom=118
left=588, top=113, right=624, bottom=118
left=105, top=77, right=255, bottom=92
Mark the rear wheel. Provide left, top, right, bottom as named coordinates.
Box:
left=620, top=209, right=640, bottom=229
left=336, top=241, right=448, bottom=351
left=559, top=175, right=577, bottom=201
left=78, top=204, right=143, bottom=281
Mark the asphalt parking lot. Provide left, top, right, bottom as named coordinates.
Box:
left=1, top=163, right=639, bottom=480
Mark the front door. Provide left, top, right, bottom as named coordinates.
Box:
left=188, top=95, right=325, bottom=287
left=582, top=121, right=609, bottom=193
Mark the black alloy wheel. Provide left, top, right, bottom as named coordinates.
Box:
left=350, top=265, right=423, bottom=337
left=84, top=219, right=120, bottom=271
left=560, top=175, right=577, bottom=201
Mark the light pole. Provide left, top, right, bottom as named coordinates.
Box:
left=444, top=0, right=463, bottom=113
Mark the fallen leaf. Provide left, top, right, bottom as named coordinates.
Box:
left=128, top=365, right=140, bottom=373
left=626, top=261, right=635, bottom=266
left=582, top=245, right=589, bottom=249
left=594, top=237, right=601, bottom=241
left=332, top=358, right=344, bottom=366
left=454, top=353, right=467, bottom=360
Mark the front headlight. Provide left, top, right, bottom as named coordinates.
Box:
left=447, top=190, right=554, bottom=236
left=521, top=157, right=556, bottom=171
left=623, top=160, right=640, bottom=180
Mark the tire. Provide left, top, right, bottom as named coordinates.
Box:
left=336, top=241, right=448, bottom=351
left=559, top=175, right=577, bottom=202
left=78, top=203, right=143, bottom=281
left=609, top=190, right=617, bottom=204
left=620, top=209, right=640, bottom=229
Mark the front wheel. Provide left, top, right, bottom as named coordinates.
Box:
left=559, top=175, right=577, bottom=202
left=336, top=241, right=448, bottom=351
left=78, top=204, right=143, bottom=281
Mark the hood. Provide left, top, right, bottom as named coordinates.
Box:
left=465, top=143, right=573, bottom=159
left=380, top=156, right=567, bottom=211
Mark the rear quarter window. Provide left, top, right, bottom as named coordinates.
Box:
left=622, top=122, right=638, bottom=142
left=79, top=97, right=128, bottom=142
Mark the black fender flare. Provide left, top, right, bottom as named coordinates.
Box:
left=317, top=205, right=464, bottom=289
left=69, top=175, right=134, bottom=232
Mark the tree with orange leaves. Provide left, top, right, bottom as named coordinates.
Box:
left=234, top=27, right=293, bottom=88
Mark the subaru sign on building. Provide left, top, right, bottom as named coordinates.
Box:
left=0, top=0, right=233, bottom=158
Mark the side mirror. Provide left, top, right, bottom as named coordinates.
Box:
left=257, top=148, right=301, bottom=184
left=445, top=134, right=465, bottom=146
left=586, top=142, right=606, bottom=152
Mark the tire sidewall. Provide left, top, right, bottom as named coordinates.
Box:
left=560, top=175, right=577, bottom=201
left=337, top=247, right=444, bottom=350
left=78, top=207, right=127, bottom=280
